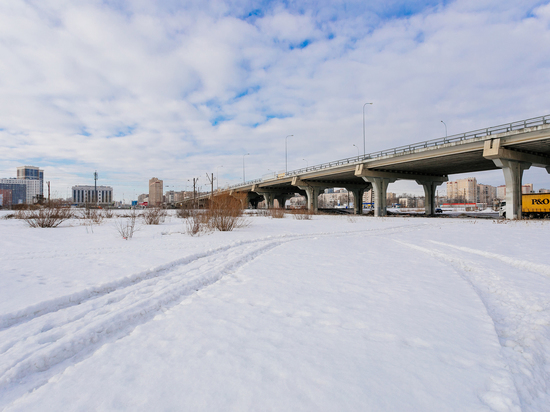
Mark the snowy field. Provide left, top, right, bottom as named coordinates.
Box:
left=1, top=211, right=549, bottom=412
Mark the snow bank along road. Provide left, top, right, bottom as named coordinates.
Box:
left=0, top=214, right=549, bottom=411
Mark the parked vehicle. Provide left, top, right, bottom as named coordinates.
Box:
left=499, top=193, right=550, bottom=218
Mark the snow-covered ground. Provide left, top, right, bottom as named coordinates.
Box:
left=1, top=211, right=549, bottom=411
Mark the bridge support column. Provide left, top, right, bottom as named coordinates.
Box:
left=344, top=186, right=370, bottom=215
left=302, top=187, right=323, bottom=212
left=275, top=194, right=288, bottom=209
left=256, top=192, right=274, bottom=209
left=494, top=159, right=531, bottom=219
left=416, top=180, right=445, bottom=216
left=361, top=177, right=395, bottom=217
left=481, top=138, right=550, bottom=219
left=291, top=178, right=326, bottom=213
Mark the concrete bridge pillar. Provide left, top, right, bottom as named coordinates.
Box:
left=494, top=159, right=531, bottom=219
left=274, top=194, right=288, bottom=209
left=257, top=192, right=274, bottom=209
left=345, top=187, right=368, bottom=215
left=362, top=177, right=395, bottom=217
left=303, top=187, right=323, bottom=212
left=481, top=138, right=546, bottom=219
left=416, top=180, right=445, bottom=216
left=291, top=178, right=326, bottom=213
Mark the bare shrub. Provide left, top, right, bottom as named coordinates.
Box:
left=142, top=207, right=167, bottom=225
left=115, top=210, right=139, bottom=239
left=103, top=208, right=114, bottom=219
left=207, top=193, right=249, bottom=232
left=292, top=208, right=312, bottom=220
left=21, top=206, right=74, bottom=228
left=183, top=211, right=212, bottom=236
left=79, top=207, right=104, bottom=224
left=91, top=210, right=104, bottom=225
left=2, top=213, right=16, bottom=220
left=176, top=205, right=192, bottom=219
left=269, top=208, right=285, bottom=219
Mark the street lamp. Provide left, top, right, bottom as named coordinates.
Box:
left=285, top=134, right=293, bottom=174
left=243, top=153, right=249, bottom=183
left=363, top=102, right=373, bottom=156
left=303, top=159, right=308, bottom=168
left=441, top=120, right=448, bottom=137
left=353, top=144, right=360, bottom=157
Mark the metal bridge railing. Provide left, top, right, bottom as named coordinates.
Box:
left=227, top=114, right=550, bottom=190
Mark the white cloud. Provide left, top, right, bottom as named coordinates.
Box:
left=1, top=0, right=550, bottom=198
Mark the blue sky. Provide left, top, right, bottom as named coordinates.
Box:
left=1, top=0, right=550, bottom=200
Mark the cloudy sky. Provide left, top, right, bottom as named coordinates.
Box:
left=1, top=0, right=550, bottom=200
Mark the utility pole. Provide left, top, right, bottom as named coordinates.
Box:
left=94, top=170, right=98, bottom=205
left=193, top=177, right=199, bottom=209
left=47, top=181, right=51, bottom=205
left=206, top=173, right=214, bottom=202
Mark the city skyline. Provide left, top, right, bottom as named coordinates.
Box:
left=1, top=0, right=550, bottom=200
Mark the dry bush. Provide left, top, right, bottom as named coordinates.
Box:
left=119, top=210, right=142, bottom=218
left=292, top=208, right=313, bottom=220
left=183, top=211, right=212, bottom=236
left=142, top=207, right=167, bottom=225
left=2, top=213, right=16, bottom=220
left=78, top=207, right=104, bottom=224
left=115, top=210, right=139, bottom=239
left=269, top=208, right=285, bottom=219
left=207, top=193, right=249, bottom=232
left=176, top=205, right=192, bottom=219
left=20, top=206, right=74, bottom=228
left=103, top=209, right=114, bottom=218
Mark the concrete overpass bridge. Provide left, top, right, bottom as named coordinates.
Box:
left=191, top=114, right=550, bottom=219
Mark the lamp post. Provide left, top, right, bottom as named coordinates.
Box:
left=441, top=120, right=447, bottom=137
left=353, top=144, right=360, bottom=157
left=303, top=159, right=308, bottom=169
left=363, top=102, right=373, bottom=156
left=243, top=153, right=249, bottom=183
left=285, top=134, right=293, bottom=174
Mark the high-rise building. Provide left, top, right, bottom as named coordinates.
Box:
left=0, top=179, right=26, bottom=207
left=522, top=183, right=534, bottom=194
left=478, top=184, right=497, bottom=204
left=165, top=190, right=175, bottom=204
left=17, top=166, right=44, bottom=202
left=149, top=178, right=163, bottom=206
left=446, top=178, right=477, bottom=202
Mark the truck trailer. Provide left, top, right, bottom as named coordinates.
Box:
left=499, top=193, right=550, bottom=218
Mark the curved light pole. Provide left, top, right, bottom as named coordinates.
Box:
left=353, top=144, right=360, bottom=157
left=363, top=102, right=373, bottom=156
left=303, top=158, right=308, bottom=168
left=441, top=120, right=448, bottom=137
left=285, top=134, right=293, bottom=174
left=243, top=153, right=250, bottom=183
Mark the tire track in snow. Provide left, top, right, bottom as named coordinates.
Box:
left=0, top=222, right=430, bottom=408
left=395, top=239, right=550, bottom=412
left=0, top=222, right=427, bottom=331
left=429, top=240, right=550, bottom=278
left=0, top=238, right=288, bottom=408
